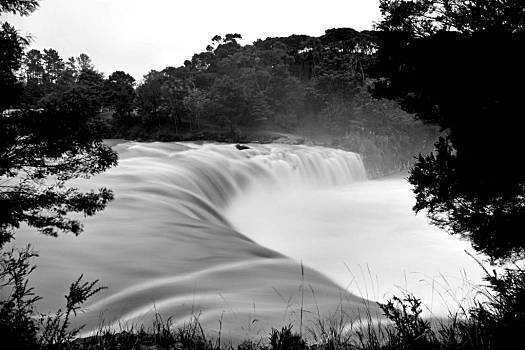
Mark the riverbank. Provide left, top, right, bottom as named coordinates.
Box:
left=36, top=266, right=525, bottom=350
left=66, top=270, right=524, bottom=350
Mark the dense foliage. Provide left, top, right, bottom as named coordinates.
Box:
left=372, top=1, right=525, bottom=348
left=0, top=4, right=118, bottom=247
left=1, top=0, right=116, bottom=347
left=12, top=29, right=437, bottom=176
left=127, top=29, right=436, bottom=175
left=373, top=0, right=525, bottom=262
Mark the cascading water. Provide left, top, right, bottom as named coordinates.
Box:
left=14, top=141, right=483, bottom=340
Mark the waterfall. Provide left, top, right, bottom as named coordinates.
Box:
left=111, top=142, right=367, bottom=227
left=14, top=141, right=482, bottom=341
left=16, top=141, right=375, bottom=340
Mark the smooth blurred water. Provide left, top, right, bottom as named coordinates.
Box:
left=13, top=141, right=484, bottom=340
left=226, top=176, right=484, bottom=316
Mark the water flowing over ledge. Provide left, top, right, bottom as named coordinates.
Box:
left=116, top=142, right=368, bottom=212
left=14, top=142, right=485, bottom=341
left=15, top=142, right=376, bottom=340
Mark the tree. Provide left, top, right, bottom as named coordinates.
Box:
left=22, top=48, right=44, bottom=82
left=104, top=70, right=136, bottom=118
left=19, top=48, right=68, bottom=107
left=183, top=88, right=210, bottom=130
left=209, top=75, right=250, bottom=135
left=54, top=56, right=77, bottom=91
left=0, top=0, right=118, bottom=247
left=76, top=53, right=94, bottom=72
left=65, top=56, right=77, bottom=72
left=76, top=68, right=105, bottom=109
left=0, top=22, right=26, bottom=111
left=135, top=70, right=164, bottom=126
left=1, top=2, right=115, bottom=347
left=0, top=0, right=38, bottom=15
left=20, top=48, right=45, bottom=106
left=42, top=48, right=64, bottom=86
left=374, top=0, right=525, bottom=262
left=378, top=0, right=524, bottom=36
left=215, top=33, right=242, bottom=54
left=0, top=104, right=118, bottom=247
left=159, top=68, right=188, bottom=131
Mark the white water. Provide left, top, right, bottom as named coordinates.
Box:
left=227, top=177, right=484, bottom=314
left=14, top=142, right=484, bottom=340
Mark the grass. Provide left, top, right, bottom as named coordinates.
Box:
left=2, top=245, right=524, bottom=350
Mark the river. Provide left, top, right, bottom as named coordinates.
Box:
left=14, top=141, right=484, bottom=341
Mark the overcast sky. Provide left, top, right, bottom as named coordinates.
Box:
left=4, top=0, right=380, bottom=81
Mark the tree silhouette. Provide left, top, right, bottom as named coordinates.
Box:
left=0, top=0, right=118, bottom=247
left=374, top=0, right=525, bottom=262
left=104, top=71, right=136, bottom=118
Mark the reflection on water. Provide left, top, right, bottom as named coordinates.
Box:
left=14, top=142, right=483, bottom=340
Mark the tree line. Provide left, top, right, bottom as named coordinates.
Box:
left=1, top=1, right=116, bottom=347
left=9, top=29, right=438, bottom=175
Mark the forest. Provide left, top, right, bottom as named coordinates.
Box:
left=7, top=28, right=437, bottom=176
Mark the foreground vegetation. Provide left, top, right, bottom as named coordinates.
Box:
left=3, top=245, right=524, bottom=349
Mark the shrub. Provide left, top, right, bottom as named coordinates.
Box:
left=0, top=245, right=104, bottom=350
left=269, top=325, right=307, bottom=350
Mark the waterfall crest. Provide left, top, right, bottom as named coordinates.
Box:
left=17, top=142, right=374, bottom=340
left=112, top=142, right=367, bottom=227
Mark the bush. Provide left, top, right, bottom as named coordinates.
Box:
left=467, top=267, right=525, bottom=349
left=0, top=245, right=105, bottom=350
left=269, top=325, right=307, bottom=350
left=3, top=245, right=524, bottom=350
left=377, top=294, right=436, bottom=350
left=0, top=246, right=40, bottom=350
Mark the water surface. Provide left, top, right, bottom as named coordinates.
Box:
left=14, top=142, right=483, bottom=340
